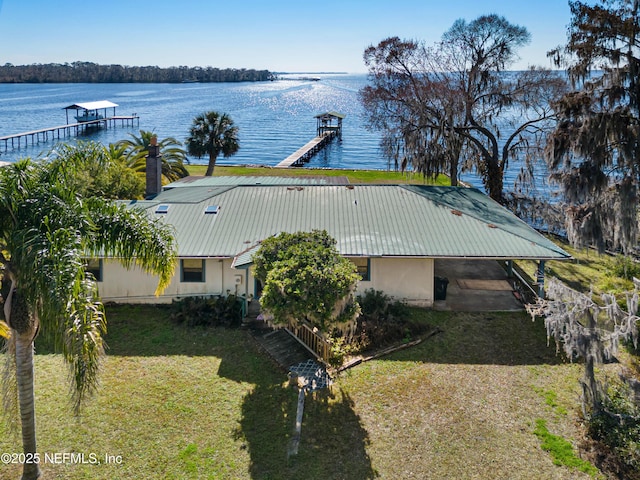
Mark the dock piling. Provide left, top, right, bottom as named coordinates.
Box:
left=275, top=111, right=344, bottom=168
left=0, top=115, right=139, bottom=152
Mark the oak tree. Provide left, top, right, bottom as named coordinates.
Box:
left=546, top=0, right=640, bottom=253
left=361, top=15, right=566, bottom=203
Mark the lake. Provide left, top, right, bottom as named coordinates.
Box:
left=0, top=74, right=545, bottom=193
left=0, top=74, right=383, bottom=166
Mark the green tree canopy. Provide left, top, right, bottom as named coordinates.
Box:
left=116, top=130, right=189, bottom=183
left=546, top=0, right=640, bottom=253
left=46, top=141, right=145, bottom=199
left=252, top=230, right=360, bottom=335
left=0, top=62, right=273, bottom=83
left=361, top=15, right=566, bottom=203
left=0, top=159, right=176, bottom=480
left=185, top=111, right=240, bottom=176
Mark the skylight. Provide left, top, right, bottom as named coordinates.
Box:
left=204, top=205, right=220, bottom=215
left=155, top=204, right=170, bottom=214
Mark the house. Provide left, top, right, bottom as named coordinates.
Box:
left=94, top=176, right=570, bottom=308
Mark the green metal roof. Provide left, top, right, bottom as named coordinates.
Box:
left=164, top=175, right=347, bottom=189
left=151, top=186, right=234, bottom=204
left=131, top=184, right=570, bottom=261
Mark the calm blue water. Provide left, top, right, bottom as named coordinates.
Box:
left=0, top=74, right=546, bottom=193
left=0, top=74, right=383, bottom=167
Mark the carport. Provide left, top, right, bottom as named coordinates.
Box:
left=433, top=259, right=530, bottom=312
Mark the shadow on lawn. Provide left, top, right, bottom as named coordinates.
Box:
left=31, top=304, right=558, bottom=479
left=375, top=310, right=566, bottom=366
left=218, top=354, right=378, bottom=479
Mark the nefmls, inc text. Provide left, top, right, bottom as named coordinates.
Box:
left=44, top=452, right=123, bottom=465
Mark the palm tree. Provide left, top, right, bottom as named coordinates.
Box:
left=47, top=141, right=145, bottom=199
left=0, top=159, right=176, bottom=480
left=185, top=111, right=239, bottom=176
left=116, top=130, right=189, bottom=183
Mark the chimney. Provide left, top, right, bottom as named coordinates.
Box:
left=145, top=135, right=162, bottom=198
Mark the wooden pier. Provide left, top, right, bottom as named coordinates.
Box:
left=275, top=111, right=344, bottom=168
left=276, top=131, right=337, bottom=168
left=0, top=115, right=139, bottom=151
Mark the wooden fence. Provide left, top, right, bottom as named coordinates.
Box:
left=287, top=321, right=332, bottom=363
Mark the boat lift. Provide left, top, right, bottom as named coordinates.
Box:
left=63, top=100, right=119, bottom=124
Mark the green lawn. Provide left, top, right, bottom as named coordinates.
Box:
left=0, top=306, right=598, bottom=479
left=516, top=236, right=636, bottom=297
left=186, top=164, right=450, bottom=185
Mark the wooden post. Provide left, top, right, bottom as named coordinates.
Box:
left=288, top=387, right=306, bottom=458
left=536, top=260, right=546, bottom=299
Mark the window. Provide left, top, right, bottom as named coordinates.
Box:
left=85, top=259, right=103, bottom=282
left=181, top=259, right=205, bottom=282
left=351, top=257, right=370, bottom=281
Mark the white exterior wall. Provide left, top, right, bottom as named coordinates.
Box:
left=98, top=258, right=249, bottom=304
left=97, top=257, right=433, bottom=307
left=358, top=257, right=434, bottom=307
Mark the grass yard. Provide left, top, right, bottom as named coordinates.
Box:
left=0, top=306, right=600, bottom=479
left=186, top=164, right=450, bottom=185
left=516, top=237, right=636, bottom=297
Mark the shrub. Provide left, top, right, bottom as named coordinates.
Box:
left=353, top=289, right=425, bottom=351
left=327, top=334, right=357, bottom=370
left=170, top=295, right=243, bottom=328
left=588, top=381, right=640, bottom=478
left=607, top=255, right=640, bottom=281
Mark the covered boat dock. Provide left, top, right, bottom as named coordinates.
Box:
left=63, top=100, right=119, bottom=124
left=0, top=100, right=138, bottom=151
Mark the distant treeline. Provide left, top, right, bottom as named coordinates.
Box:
left=0, top=62, right=275, bottom=83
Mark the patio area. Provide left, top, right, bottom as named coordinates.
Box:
left=433, top=259, right=524, bottom=312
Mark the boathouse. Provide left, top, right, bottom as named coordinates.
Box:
left=63, top=100, right=119, bottom=124
left=0, top=101, right=139, bottom=151
left=315, top=111, right=344, bottom=137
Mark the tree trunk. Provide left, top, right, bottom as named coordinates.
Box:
left=5, top=283, right=42, bottom=480
left=15, top=332, right=42, bottom=480
left=484, top=157, right=504, bottom=203
left=449, top=160, right=458, bottom=186
left=582, top=311, right=602, bottom=416
left=205, top=152, right=218, bottom=176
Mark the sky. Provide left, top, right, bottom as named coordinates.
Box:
left=0, top=0, right=572, bottom=73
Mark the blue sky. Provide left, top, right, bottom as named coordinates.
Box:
left=0, top=0, right=572, bottom=73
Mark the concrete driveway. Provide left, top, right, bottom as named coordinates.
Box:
left=433, top=259, right=524, bottom=312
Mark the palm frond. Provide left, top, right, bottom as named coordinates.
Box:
left=0, top=154, right=176, bottom=416
left=62, top=278, right=105, bottom=414
left=116, top=130, right=188, bottom=182
left=84, top=198, right=177, bottom=294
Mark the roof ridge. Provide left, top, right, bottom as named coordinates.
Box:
left=399, top=185, right=570, bottom=258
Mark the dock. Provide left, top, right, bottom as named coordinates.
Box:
left=0, top=115, right=139, bottom=151
left=276, top=131, right=336, bottom=168
left=1, top=100, right=139, bottom=152
left=275, top=111, right=345, bottom=168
